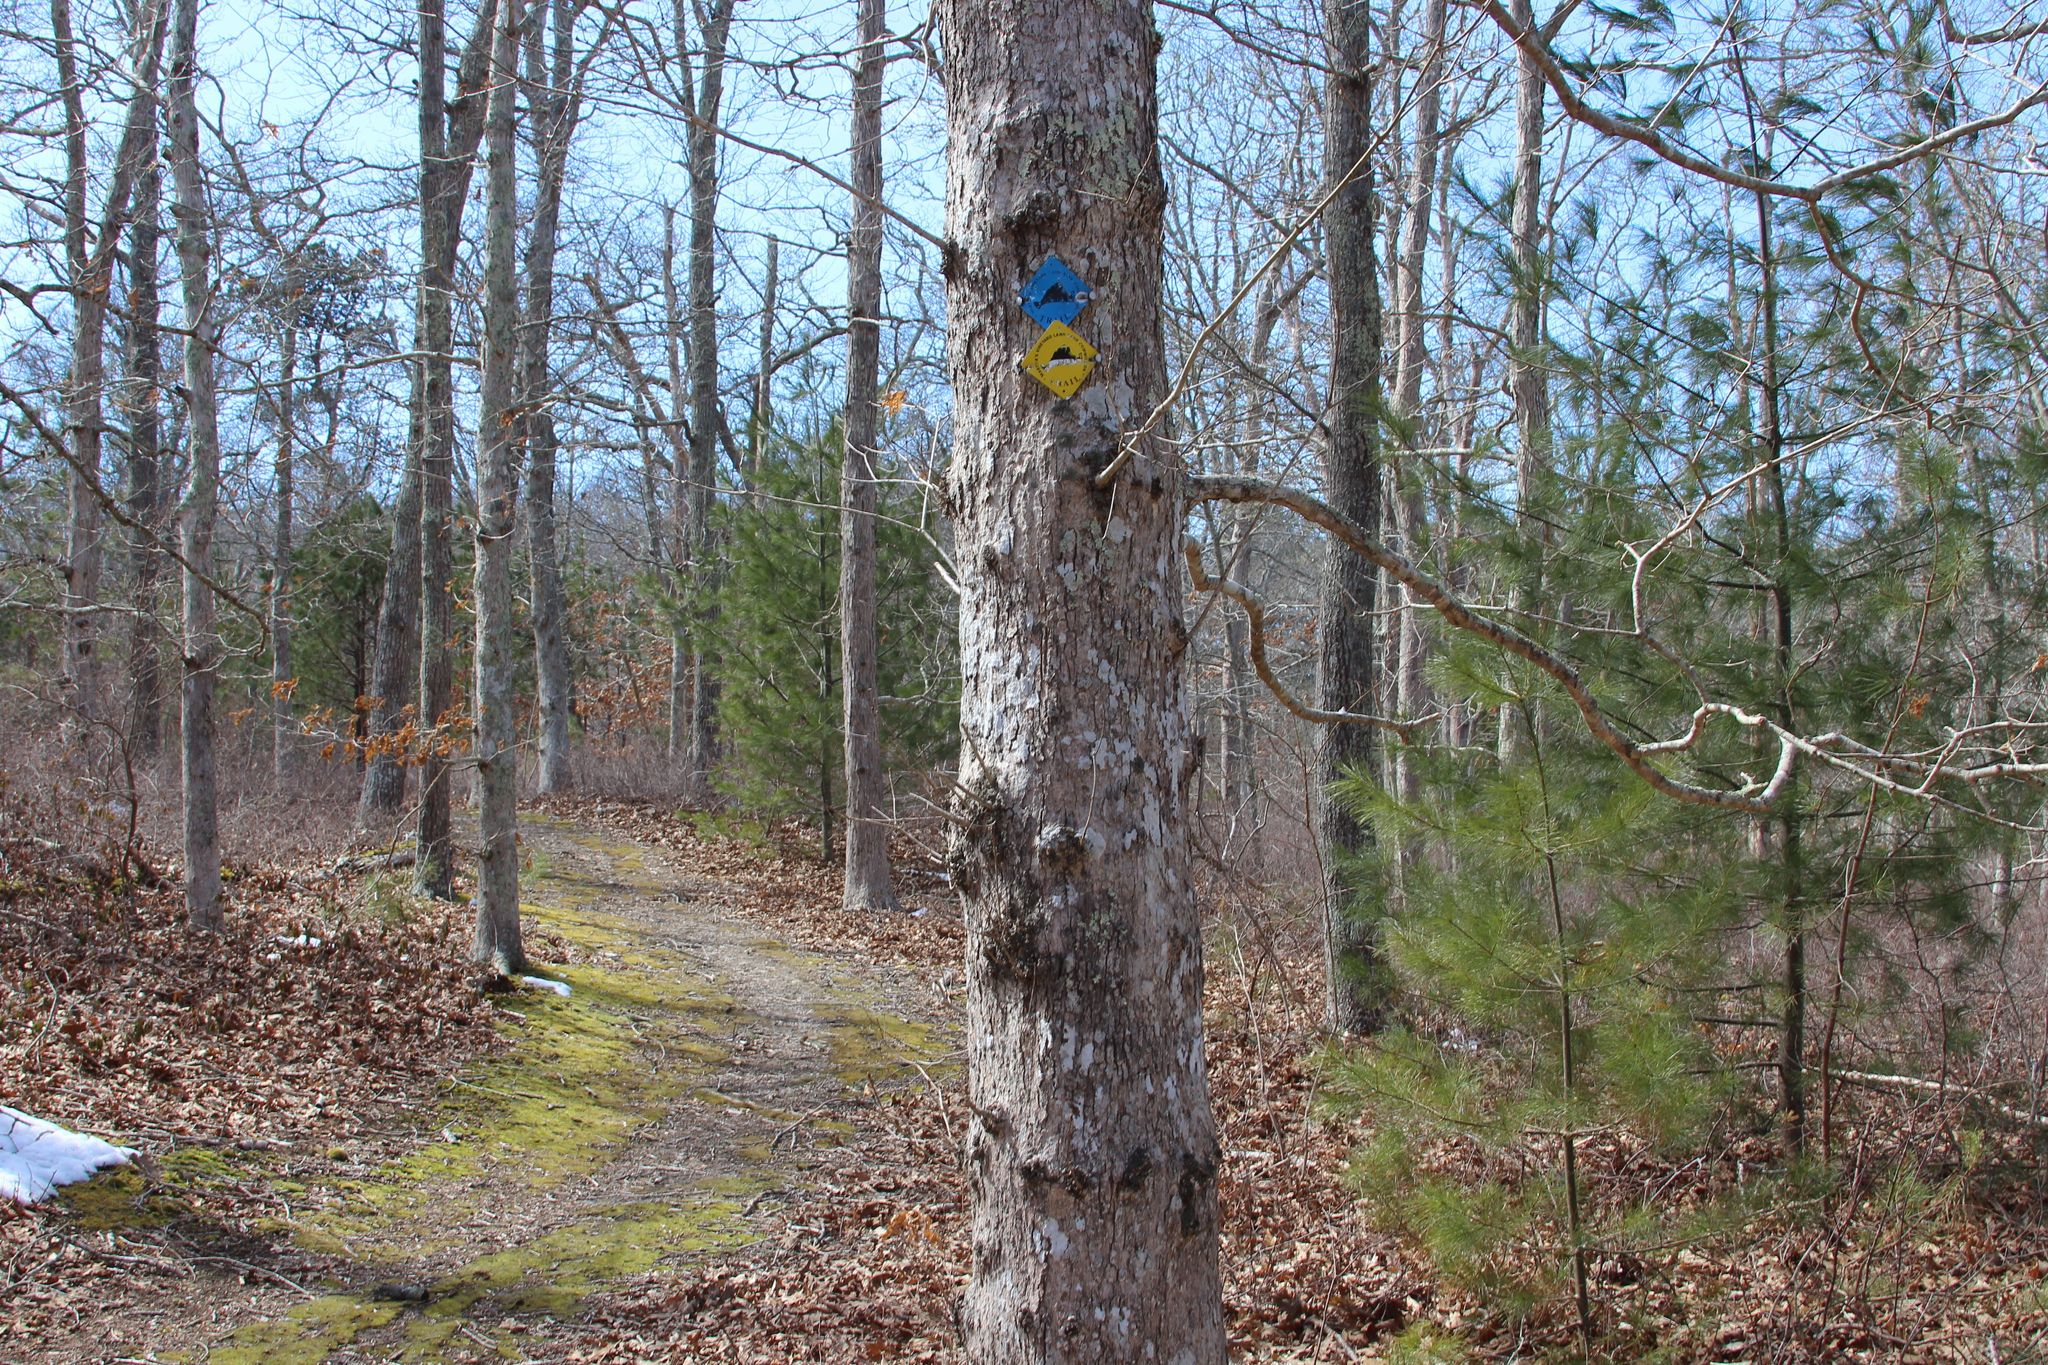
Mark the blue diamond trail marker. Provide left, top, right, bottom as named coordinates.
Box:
left=1019, top=256, right=1094, bottom=329
left=1018, top=256, right=1098, bottom=400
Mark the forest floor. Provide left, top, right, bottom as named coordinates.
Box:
left=8, top=789, right=2048, bottom=1363
left=3, top=802, right=976, bottom=1363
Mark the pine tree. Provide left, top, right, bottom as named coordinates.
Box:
left=713, top=425, right=954, bottom=860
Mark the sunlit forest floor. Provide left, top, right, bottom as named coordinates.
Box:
left=4, top=779, right=2048, bottom=1362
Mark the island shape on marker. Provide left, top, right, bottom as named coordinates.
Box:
left=1019, top=256, right=1094, bottom=328
left=1021, top=322, right=1099, bottom=400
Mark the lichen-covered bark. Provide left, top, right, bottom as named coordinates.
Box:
left=936, top=0, right=1225, bottom=1356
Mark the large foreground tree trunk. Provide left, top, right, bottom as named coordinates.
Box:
left=166, top=0, right=220, bottom=932
left=838, top=0, right=897, bottom=913
left=1315, top=0, right=1387, bottom=1035
left=936, top=0, right=1225, bottom=1356
left=472, top=0, right=526, bottom=975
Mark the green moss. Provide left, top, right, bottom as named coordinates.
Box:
left=210, top=1295, right=401, bottom=1365
left=821, top=1005, right=947, bottom=1086
left=61, top=1145, right=266, bottom=1232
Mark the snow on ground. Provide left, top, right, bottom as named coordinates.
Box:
left=521, top=975, right=572, bottom=997
left=1, top=1106, right=136, bottom=1204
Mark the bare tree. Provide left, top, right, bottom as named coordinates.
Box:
left=358, top=0, right=499, bottom=840
left=522, top=0, right=600, bottom=796
left=419, top=0, right=501, bottom=897
left=52, top=0, right=168, bottom=731
left=166, top=0, right=220, bottom=931
left=838, top=0, right=898, bottom=912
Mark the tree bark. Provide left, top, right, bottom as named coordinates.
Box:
left=936, top=0, right=1225, bottom=1354
left=416, top=0, right=500, bottom=897
left=354, top=410, right=422, bottom=830
left=752, top=236, right=778, bottom=482
left=1315, top=0, right=1387, bottom=1036
left=1500, top=0, right=1551, bottom=764
left=838, top=0, right=897, bottom=913
left=53, top=0, right=167, bottom=733
left=681, top=0, right=735, bottom=794
left=473, top=0, right=527, bottom=976
left=271, top=323, right=297, bottom=783
left=123, top=156, right=167, bottom=763
left=1389, top=0, right=1447, bottom=810
left=166, top=0, right=221, bottom=932
left=662, top=206, right=690, bottom=759
left=521, top=0, right=579, bottom=796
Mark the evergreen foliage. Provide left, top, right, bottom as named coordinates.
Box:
left=711, top=424, right=955, bottom=854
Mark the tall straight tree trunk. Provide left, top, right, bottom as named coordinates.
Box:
left=936, top=0, right=1224, bottom=1355
left=839, top=0, right=897, bottom=913
left=124, top=157, right=166, bottom=762
left=1315, top=0, right=1386, bottom=1036
left=271, top=323, right=297, bottom=783
left=355, top=411, right=422, bottom=829
left=1389, top=0, right=1447, bottom=809
left=53, top=0, right=167, bottom=732
left=414, top=0, right=499, bottom=896
left=1501, top=0, right=1551, bottom=763
left=521, top=0, right=579, bottom=796
left=473, top=0, right=527, bottom=975
left=166, top=0, right=220, bottom=932
left=1752, top=172, right=1804, bottom=1150
left=662, top=207, right=691, bottom=758
left=752, top=237, right=778, bottom=481
left=681, top=0, right=735, bottom=794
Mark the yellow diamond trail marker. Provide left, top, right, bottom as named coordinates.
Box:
left=1020, top=322, right=1098, bottom=400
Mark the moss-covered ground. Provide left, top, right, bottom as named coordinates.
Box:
left=54, top=814, right=945, bottom=1363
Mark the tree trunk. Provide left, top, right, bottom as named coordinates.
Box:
left=522, top=0, right=578, bottom=796
left=752, top=237, right=778, bottom=482
left=662, top=206, right=691, bottom=760
left=355, top=411, right=422, bottom=830
left=1389, top=0, right=1447, bottom=810
left=935, top=0, right=1225, bottom=1354
left=166, top=0, right=221, bottom=932
left=473, top=0, right=527, bottom=976
left=415, top=0, right=499, bottom=896
left=682, top=0, right=735, bottom=795
left=53, top=0, right=167, bottom=733
left=1315, top=0, right=1387, bottom=1036
left=1500, top=0, right=1551, bottom=764
left=123, top=156, right=166, bottom=763
left=271, top=323, right=297, bottom=784
left=839, top=0, right=897, bottom=913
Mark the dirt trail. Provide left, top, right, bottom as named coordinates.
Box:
left=52, top=813, right=948, bottom=1365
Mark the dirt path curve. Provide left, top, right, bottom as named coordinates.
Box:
left=60, top=812, right=947, bottom=1365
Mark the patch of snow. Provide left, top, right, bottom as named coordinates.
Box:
left=520, top=975, right=572, bottom=997
left=1, top=1107, right=135, bottom=1205
left=276, top=934, right=322, bottom=948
